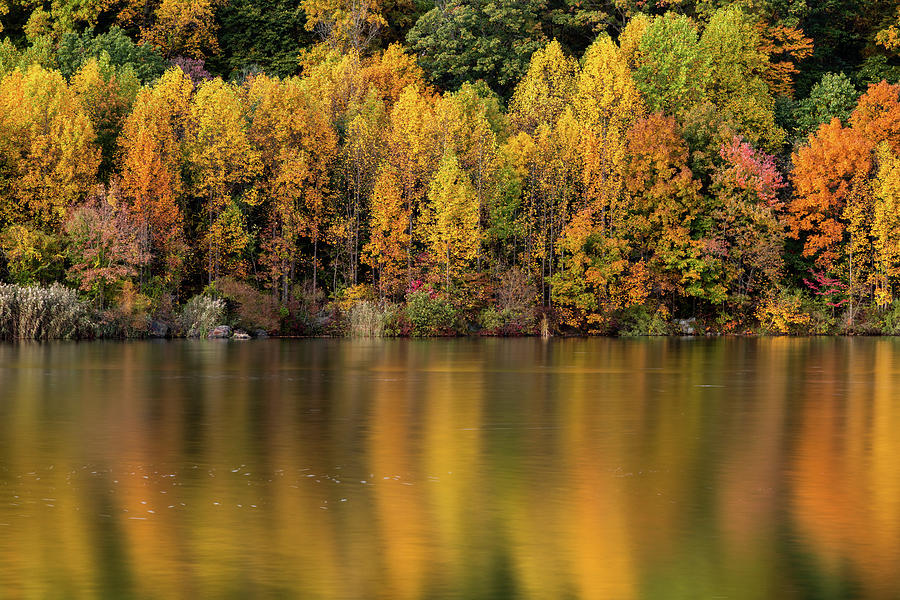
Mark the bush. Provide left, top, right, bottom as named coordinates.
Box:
left=755, top=289, right=812, bottom=335
left=618, top=305, right=672, bottom=337
left=405, top=287, right=458, bottom=337
left=95, top=281, right=153, bottom=338
left=215, top=277, right=280, bottom=333
left=176, top=295, right=225, bottom=338
left=0, top=284, right=94, bottom=340
left=479, top=307, right=533, bottom=335
left=877, top=300, right=900, bottom=335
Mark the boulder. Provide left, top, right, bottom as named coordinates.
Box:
left=208, top=325, right=232, bottom=339
left=253, top=329, right=270, bottom=339
left=676, top=318, right=696, bottom=335
left=233, top=330, right=251, bottom=340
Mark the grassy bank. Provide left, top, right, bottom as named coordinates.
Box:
left=4, top=282, right=900, bottom=341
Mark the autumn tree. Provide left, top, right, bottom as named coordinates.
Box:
left=65, top=184, right=146, bottom=309
left=873, top=143, right=900, bottom=307
left=128, top=0, right=221, bottom=59
left=699, top=6, right=785, bottom=150
left=709, top=136, right=786, bottom=311
left=508, top=39, right=578, bottom=134
left=622, top=113, right=712, bottom=305
left=788, top=118, right=875, bottom=321
left=185, top=77, right=261, bottom=282
left=71, top=56, right=140, bottom=177
left=420, top=152, right=479, bottom=287
left=247, top=73, right=338, bottom=298
left=302, top=0, right=386, bottom=53
left=788, top=119, right=873, bottom=270
left=0, top=65, right=100, bottom=232
left=849, top=81, right=900, bottom=152
left=552, top=34, right=645, bottom=327
left=0, top=225, right=65, bottom=284
left=117, top=66, right=192, bottom=287
left=360, top=42, right=425, bottom=105
left=363, top=165, right=409, bottom=296
left=338, top=94, right=386, bottom=285
left=380, top=84, right=440, bottom=281
left=433, top=83, right=501, bottom=253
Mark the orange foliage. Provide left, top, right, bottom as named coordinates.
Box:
left=788, top=119, right=875, bottom=269
left=849, top=81, right=900, bottom=153
left=756, top=22, right=813, bottom=98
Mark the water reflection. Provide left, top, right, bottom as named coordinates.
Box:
left=1, top=338, right=899, bottom=598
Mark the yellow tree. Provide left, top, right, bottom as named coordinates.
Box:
left=185, top=78, right=261, bottom=282
left=383, top=84, right=440, bottom=280
left=301, top=48, right=366, bottom=127
left=420, top=152, right=479, bottom=288
left=137, top=0, right=220, bottom=58
left=873, top=144, right=900, bottom=307
left=364, top=165, right=410, bottom=296
left=247, top=73, right=338, bottom=297
left=340, top=95, right=386, bottom=285
left=573, top=34, right=644, bottom=235
left=301, top=0, right=386, bottom=53
left=617, top=13, right=651, bottom=70
left=508, top=39, right=578, bottom=135
left=361, top=42, right=425, bottom=105
left=552, top=35, right=645, bottom=327
left=0, top=65, right=100, bottom=231
left=117, top=67, right=192, bottom=286
left=433, top=83, right=500, bottom=257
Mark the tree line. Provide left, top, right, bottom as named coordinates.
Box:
left=0, top=1, right=899, bottom=335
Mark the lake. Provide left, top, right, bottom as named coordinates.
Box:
left=0, top=338, right=898, bottom=599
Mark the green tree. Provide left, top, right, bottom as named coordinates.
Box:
left=632, top=12, right=705, bottom=115
left=57, top=26, right=166, bottom=84
left=407, top=0, right=547, bottom=97
left=794, top=72, right=860, bottom=137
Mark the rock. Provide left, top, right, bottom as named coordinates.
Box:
left=208, top=325, right=232, bottom=339
left=253, top=329, right=269, bottom=339
left=233, top=330, right=251, bottom=340
left=676, top=318, right=696, bottom=335
left=149, top=320, right=170, bottom=338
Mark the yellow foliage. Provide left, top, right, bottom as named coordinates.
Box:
left=509, top=40, right=578, bottom=134
left=140, top=0, right=220, bottom=58
left=755, top=291, right=810, bottom=334
left=0, top=65, right=100, bottom=229
left=420, top=152, right=480, bottom=287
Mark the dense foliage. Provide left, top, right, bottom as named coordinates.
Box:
left=1, top=0, right=899, bottom=336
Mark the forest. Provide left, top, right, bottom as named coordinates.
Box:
left=0, top=0, right=899, bottom=337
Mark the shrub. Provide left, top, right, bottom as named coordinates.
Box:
left=479, top=306, right=534, bottom=335
left=755, top=289, right=811, bottom=335
left=97, top=281, right=152, bottom=338
left=215, top=277, right=280, bottom=333
left=877, top=300, right=900, bottom=335
left=0, top=284, right=94, bottom=340
left=405, top=287, right=458, bottom=337
left=619, top=305, right=672, bottom=337
left=334, top=284, right=376, bottom=312
left=176, top=295, right=225, bottom=338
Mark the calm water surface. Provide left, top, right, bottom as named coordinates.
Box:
left=1, top=338, right=898, bottom=599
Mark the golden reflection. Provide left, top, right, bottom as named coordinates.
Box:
left=1, top=339, right=900, bottom=598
